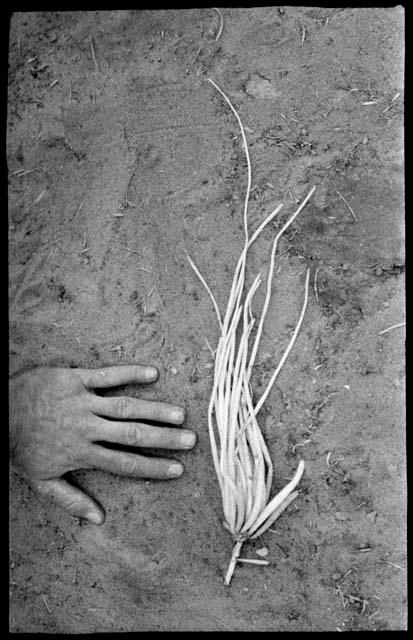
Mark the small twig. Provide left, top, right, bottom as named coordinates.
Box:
left=322, top=97, right=337, bottom=119
left=292, top=439, right=311, bottom=454
left=205, top=338, right=216, bottom=359
left=120, top=169, right=136, bottom=209
left=335, top=585, right=347, bottom=609
left=224, top=540, right=243, bottom=585
left=147, top=285, right=157, bottom=298
left=191, top=46, right=202, bottom=66
left=42, top=595, right=52, bottom=614
left=90, top=36, right=99, bottom=72
left=369, top=610, right=381, bottom=620
left=137, top=266, right=158, bottom=275
left=73, top=198, right=84, bottom=220
left=237, top=558, right=270, bottom=565
left=212, top=7, right=224, bottom=41
left=313, top=267, right=319, bottom=303
left=340, top=568, right=355, bottom=581
left=33, top=63, right=49, bottom=72
left=347, top=594, right=367, bottom=604
left=10, top=167, right=42, bottom=178
left=378, top=322, right=405, bottom=336
left=336, top=190, right=357, bottom=222
left=32, top=190, right=47, bottom=206
left=186, top=46, right=202, bottom=74
left=301, top=24, right=306, bottom=45
left=382, top=91, right=401, bottom=113
left=381, top=560, right=406, bottom=570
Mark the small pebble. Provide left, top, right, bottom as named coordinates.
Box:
left=333, top=573, right=341, bottom=581
left=383, top=301, right=390, bottom=308
left=256, top=547, right=269, bottom=557
left=170, top=366, right=178, bottom=375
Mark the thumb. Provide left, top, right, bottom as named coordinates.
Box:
left=35, top=477, right=105, bottom=525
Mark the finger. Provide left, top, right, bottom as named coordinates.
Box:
left=90, top=419, right=196, bottom=450
left=76, top=365, right=159, bottom=389
left=35, top=478, right=105, bottom=525
left=90, top=395, right=186, bottom=425
left=88, top=445, right=185, bottom=480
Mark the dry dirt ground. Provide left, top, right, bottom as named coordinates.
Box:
left=8, top=8, right=405, bottom=632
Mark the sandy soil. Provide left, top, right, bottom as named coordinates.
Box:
left=8, top=8, right=405, bottom=632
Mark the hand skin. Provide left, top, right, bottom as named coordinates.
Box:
left=9, top=365, right=196, bottom=525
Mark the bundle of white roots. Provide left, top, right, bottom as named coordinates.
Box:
left=188, top=78, right=315, bottom=585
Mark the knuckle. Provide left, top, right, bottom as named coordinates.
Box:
left=119, top=455, right=140, bottom=476
left=149, top=403, right=163, bottom=422
left=116, top=397, right=133, bottom=418
left=124, top=423, right=141, bottom=446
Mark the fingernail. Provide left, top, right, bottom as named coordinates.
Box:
left=172, top=408, right=185, bottom=423
left=168, top=463, right=184, bottom=477
left=145, top=367, right=158, bottom=381
left=87, top=512, right=103, bottom=524
left=181, top=431, right=196, bottom=447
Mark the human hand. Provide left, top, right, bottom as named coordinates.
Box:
left=9, top=365, right=196, bottom=524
